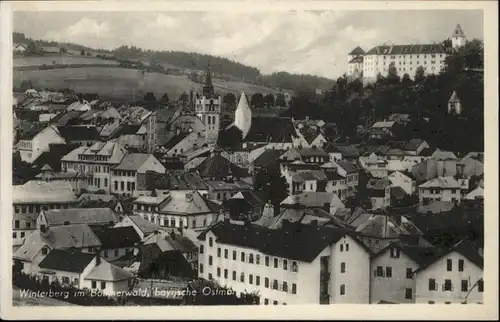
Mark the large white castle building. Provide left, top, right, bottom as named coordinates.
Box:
left=347, top=24, right=467, bottom=82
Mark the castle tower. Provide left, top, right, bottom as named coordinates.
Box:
left=448, top=90, right=462, bottom=115
left=234, top=92, right=252, bottom=139
left=195, top=64, right=221, bottom=144
left=452, top=24, right=466, bottom=49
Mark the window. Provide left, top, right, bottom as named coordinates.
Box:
left=340, top=284, right=345, bottom=295
left=217, top=247, right=221, bottom=257
left=265, top=256, right=270, bottom=267
left=233, top=250, right=236, bottom=260
left=429, top=279, right=436, bottom=291
left=265, top=277, right=270, bottom=288
left=209, top=237, right=213, bottom=247
left=282, top=281, right=288, bottom=292
left=428, top=301, right=435, bottom=304
left=241, top=252, right=245, bottom=262
left=224, top=249, right=228, bottom=259
left=390, top=247, right=400, bottom=258
left=114, top=249, right=119, bottom=257
left=217, top=267, right=221, bottom=277
left=249, top=254, right=254, bottom=264
left=340, top=244, right=344, bottom=252
left=14, top=220, right=20, bottom=229
left=256, top=255, right=260, bottom=265
left=208, top=273, right=213, bottom=280
left=273, top=280, right=278, bottom=290
left=208, top=255, right=213, bottom=265
left=13, top=232, right=17, bottom=238
left=273, top=301, right=278, bottom=305
left=103, top=250, right=108, bottom=258
left=346, top=243, right=349, bottom=251
left=199, top=264, right=204, bottom=274
left=458, top=259, right=464, bottom=272
left=405, top=288, right=412, bottom=299
left=375, top=266, right=384, bottom=277
left=385, top=267, right=392, bottom=277
left=91, top=281, right=97, bottom=289
left=478, top=280, right=484, bottom=292
left=444, top=279, right=452, bottom=291
left=292, top=283, right=297, bottom=294
left=42, top=248, right=49, bottom=255
left=291, top=261, right=298, bottom=272
left=274, top=258, right=278, bottom=268
left=283, top=259, right=288, bottom=270
left=447, top=259, right=452, bottom=271
left=240, top=273, right=245, bottom=283
left=249, top=274, right=253, bottom=284
left=461, top=280, right=468, bottom=292
left=341, top=262, right=346, bottom=273
left=406, top=268, right=413, bottom=279
left=232, top=271, right=236, bottom=281
left=264, top=299, right=269, bottom=305
left=256, top=276, right=260, bottom=286
left=199, top=245, right=204, bottom=254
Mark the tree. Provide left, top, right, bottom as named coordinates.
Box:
left=161, top=93, right=170, bottom=104
left=223, top=93, right=236, bottom=109
left=414, top=66, right=425, bottom=82
left=264, top=93, right=275, bottom=107
left=178, top=92, right=189, bottom=105
left=386, top=62, right=400, bottom=84
left=275, top=93, right=286, bottom=107
left=143, top=92, right=157, bottom=110
left=250, top=92, right=265, bottom=108
left=253, top=168, right=289, bottom=210
left=80, top=49, right=85, bottom=56
left=26, top=41, right=37, bottom=55
left=401, top=73, right=412, bottom=85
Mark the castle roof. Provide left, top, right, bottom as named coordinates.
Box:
left=366, top=44, right=446, bottom=56
left=449, top=90, right=460, bottom=103
left=453, top=24, right=465, bottom=38
left=348, top=46, right=365, bottom=55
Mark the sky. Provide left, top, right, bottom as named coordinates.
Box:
left=13, top=10, right=483, bottom=79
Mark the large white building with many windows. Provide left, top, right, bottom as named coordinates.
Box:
left=197, top=220, right=371, bottom=305
left=347, top=24, right=467, bottom=82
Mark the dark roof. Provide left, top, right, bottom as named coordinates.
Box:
left=196, top=154, right=248, bottom=180
left=349, top=46, right=366, bottom=55
left=109, top=124, right=141, bottom=138
left=32, top=143, right=80, bottom=171
left=142, top=170, right=208, bottom=191
left=243, top=117, right=298, bottom=143
left=252, top=149, right=286, bottom=168
left=372, top=243, right=442, bottom=267
left=336, top=161, right=359, bottom=174
left=17, top=123, right=47, bottom=140
left=390, top=186, right=408, bottom=199
left=198, top=220, right=370, bottom=262
left=348, top=56, right=364, bottom=64
left=419, top=147, right=435, bottom=157
left=91, top=226, right=141, bottom=249
left=164, top=132, right=189, bottom=150
left=366, top=44, right=446, bottom=55
left=138, top=248, right=196, bottom=279
left=324, top=143, right=359, bottom=158
left=49, top=111, right=84, bottom=126
left=56, top=125, right=101, bottom=142
left=414, top=239, right=483, bottom=274
left=403, top=139, right=426, bottom=151
left=38, top=249, right=95, bottom=273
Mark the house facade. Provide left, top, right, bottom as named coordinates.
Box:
left=15, top=126, right=66, bottom=163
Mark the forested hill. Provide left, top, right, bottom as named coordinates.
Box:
left=13, top=32, right=335, bottom=92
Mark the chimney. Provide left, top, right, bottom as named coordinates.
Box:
left=40, top=224, right=48, bottom=233
left=169, top=230, right=175, bottom=240
left=96, top=248, right=101, bottom=266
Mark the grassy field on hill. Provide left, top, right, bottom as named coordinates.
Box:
left=13, top=66, right=283, bottom=101
left=14, top=55, right=119, bottom=68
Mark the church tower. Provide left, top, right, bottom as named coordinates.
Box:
left=195, top=64, right=222, bottom=144
left=452, top=24, right=466, bottom=49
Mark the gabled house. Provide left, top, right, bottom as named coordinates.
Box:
left=142, top=230, right=198, bottom=271
left=110, top=153, right=165, bottom=197
left=388, top=171, right=416, bottom=195
left=366, top=179, right=391, bottom=210
left=280, top=191, right=345, bottom=215
left=13, top=224, right=102, bottom=274
left=250, top=149, right=286, bottom=174
left=418, top=176, right=467, bottom=205
left=370, top=243, right=441, bottom=304
left=413, top=240, right=483, bottom=304
left=323, top=143, right=360, bottom=164
left=113, top=215, right=161, bottom=241
left=15, top=125, right=66, bottom=163
left=279, top=147, right=329, bottom=165
left=359, top=153, right=388, bottom=179
left=90, top=226, right=141, bottom=261
left=223, top=190, right=266, bottom=222
left=54, top=125, right=101, bottom=147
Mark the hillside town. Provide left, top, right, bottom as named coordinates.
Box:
left=11, top=23, right=484, bottom=306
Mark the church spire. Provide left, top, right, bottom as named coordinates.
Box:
left=203, top=63, right=215, bottom=98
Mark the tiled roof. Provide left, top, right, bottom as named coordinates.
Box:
left=126, top=215, right=161, bottom=235
left=348, top=46, right=366, bottom=55
left=32, top=143, right=80, bottom=171
left=49, top=111, right=84, bottom=126
left=196, top=154, right=248, bottom=180
left=55, top=125, right=101, bottom=142
left=41, top=208, right=118, bottom=226
left=38, top=249, right=95, bottom=273
left=109, top=124, right=141, bottom=139
left=365, top=44, right=446, bottom=55
left=453, top=24, right=465, bottom=37
left=348, top=56, right=364, bottom=64
left=85, top=261, right=134, bottom=282
left=158, top=190, right=213, bottom=215
left=418, top=176, right=461, bottom=189
left=252, top=149, right=286, bottom=167
left=243, top=117, right=297, bottom=143
left=281, top=191, right=345, bottom=209
left=164, top=133, right=189, bottom=150
left=324, top=143, right=359, bottom=158
left=143, top=230, right=197, bottom=253
left=13, top=181, right=77, bottom=204
left=91, top=226, right=141, bottom=249
left=198, top=220, right=367, bottom=262
left=403, top=139, right=426, bottom=151
left=296, top=147, right=329, bottom=158
left=431, top=149, right=457, bottom=160
left=291, top=170, right=327, bottom=182
left=390, top=186, right=408, bottom=199
left=367, top=178, right=391, bottom=190
left=336, top=161, right=359, bottom=174
left=113, top=153, right=152, bottom=171
left=372, top=242, right=443, bottom=267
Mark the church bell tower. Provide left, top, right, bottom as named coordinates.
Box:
left=195, top=64, right=222, bottom=144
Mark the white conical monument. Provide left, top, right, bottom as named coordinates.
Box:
left=234, top=92, right=252, bottom=139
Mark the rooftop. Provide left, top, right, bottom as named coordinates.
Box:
left=38, top=249, right=95, bottom=273
left=41, top=208, right=118, bottom=226
left=13, top=181, right=77, bottom=204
